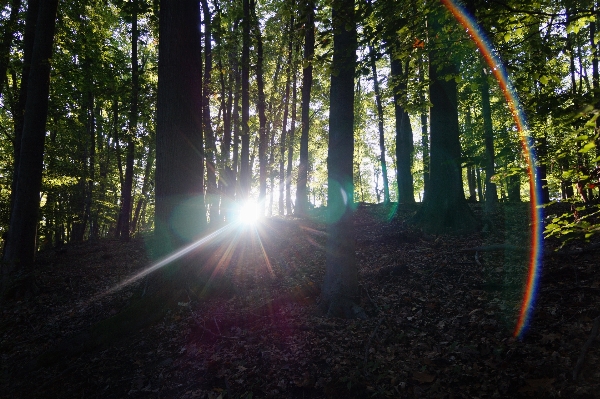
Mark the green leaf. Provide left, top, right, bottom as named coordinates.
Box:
left=579, top=141, right=596, bottom=153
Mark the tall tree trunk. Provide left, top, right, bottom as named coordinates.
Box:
left=418, top=51, right=430, bottom=198
left=321, top=0, right=363, bottom=319
left=390, top=55, right=415, bottom=205
left=118, top=0, right=139, bottom=241
left=369, top=45, right=389, bottom=203
left=412, top=6, right=476, bottom=233
left=279, top=16, right=293, bottom=215
left=240, top=0, right=251, bottom=198
left=8, top=0, right=39, bottom=246
left=200, top=0, right=218, bottom=223
left=2, top=0, right=59, bottom=291
left=132, top=144, right=154, bottom=235
left=232, top=61, right=241, bottom=198
left=467, top=166, right=477, bottom=201
left=295, top=0, right=314, bottom=217
left=84, top=92, right=96, bottom=239
left=155, top=0, right=205, bottom=257
left=286, top=43, right=299, bottom=215
left=480, top=67, right=497, bottom=212
left=251, top=0, right=268, bottom=209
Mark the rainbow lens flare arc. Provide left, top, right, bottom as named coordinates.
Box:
left=441, top=0, right=544, bottom=338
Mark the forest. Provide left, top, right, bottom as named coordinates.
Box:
left=2, top=0, right=600, bottom=397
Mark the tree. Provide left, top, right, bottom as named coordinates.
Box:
left=200, top=0, right=218, bottom=223
left=321, top=0, right=364, bottom=319
left=155, top=0, right=205, bottom=256
left=240, top=0, right=251, bottom=198
left=251, top=0, right=268, bottom=208
left=368, top=44, right=390, bottom=203
left=279, top=15, right=294, bottom=215
left=2, top=0, right=59, bottom=292
left=390, top=55, right=415, bottom=206
left=412, top=5, right=477, bottom=234
left=295, top=0, right=314, bottom=217
left=117, top=0, right=140, bottom=241
left=480, top=66, right=497, bottom=211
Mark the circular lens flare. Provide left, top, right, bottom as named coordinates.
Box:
left=235, top=200, right=262, bottom=225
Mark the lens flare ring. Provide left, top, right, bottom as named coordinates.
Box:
left=441, top=0, right=543, bottom=338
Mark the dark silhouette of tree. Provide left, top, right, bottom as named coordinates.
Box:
left=412, top=5, right=477, bottom=234
left=155, top=0, right=205, bottom=256
left=321, top=0, right=364, bottom=319
left=117, top=0, right=139, bottom=241
left=7, top=0, right=39, bottom=249
left=391, top=55, right=415, bottom=206
left=2, top=0, right=59, bottom=292
left=240, top=0, right=251, bottom=198
left=368, top=44, right=390, bottom=203
left=201, top=0, right=218, bottom=223
left=279, top=16, right=294, bottom=215
left=295, top=0, right=314, bottom=217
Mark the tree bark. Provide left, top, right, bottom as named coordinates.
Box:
left=132, top=143, right=154, bottom=235
left=480, top=67, right=497, bottom=212
left=155, top=0, right=205, bottom=257
left=295, top=0, right=314, bottom=217
left=390, top=55, right=415, bottom=205
left=2, top=0, right=59, bottom=291
left=418, top=51, right=430, bottom=198
left=286, top=43, right=299, bottom=215
left=240, top=0, right=251, bottom=198
left=321, top=0, right=363, bottom=319
left=412, top=6, right=477, bottom=233
left=8, top=0, right=39, bottom=248
left=118, top=0, right=139, bottom=241
left=251, top=0, right=268, bottom=209
left=200, top=0, right=218, bottom=224
left=369, top=45, right=389, bottom=203
left=279, top=16, right=293, bottom=215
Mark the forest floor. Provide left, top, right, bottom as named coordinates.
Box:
left=2, top=202, right=600, bottom=398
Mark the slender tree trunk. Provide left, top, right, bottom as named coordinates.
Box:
left=476, top=167, right=483, bottom=202
left=369, top=45, right=389, bottom=203
left=251, top=0, right=268, bottom=209
left=240, top=0, right=251, bottom=198
left=279, top=17, right=293, bottom=215
left=132, top=144, right=154, bottom=235
left=321, top=0, right=363, bottom=319
left=286, top=43, right=299, bottom=215
left=418, top=51, right=430, bottom=198
left=480, top=67, right=497, bottom=212
left=390, top=55, right=415, bottom=205
left=118, top=0, right=139, bottom=241
left=232, top=61, right=241, bottom=198
left=3, top=0, right=59, bottom=291
left=296, top=0, right=314, bottom=217
left=85, top=91, right=96, bottom=239
left=200, top=0, right=218, bottom=223
left=467, top=166, right=477, bottom=201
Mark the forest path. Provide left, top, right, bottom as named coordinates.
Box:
left=2, top=203, right=600, bottom=398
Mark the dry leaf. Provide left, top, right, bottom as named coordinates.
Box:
left=413, top=371, right=435, bottom=383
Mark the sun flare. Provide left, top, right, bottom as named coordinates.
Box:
left=235, top=200, right=262, bottom=226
